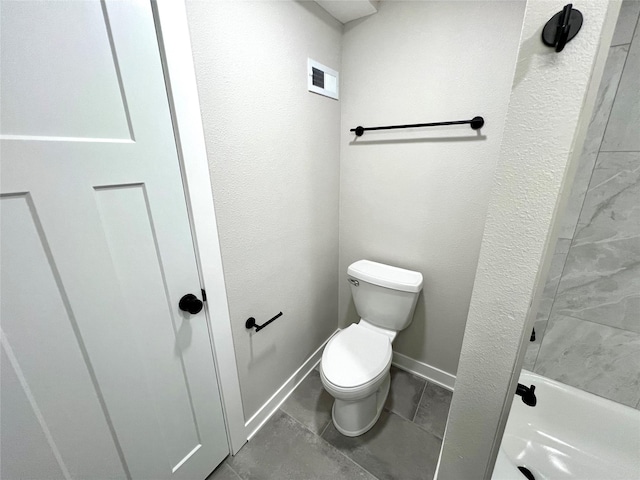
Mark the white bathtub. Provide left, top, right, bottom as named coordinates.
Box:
left=493, top=370, right=640, bottom=480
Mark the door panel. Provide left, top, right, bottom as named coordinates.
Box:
left=0, top=195, right=125, bottom=479
left=94, top=184, right=202, bottom=468
left=1, top=348, right=67, bottom=480
left=0, top=1, right=132, bottom=140
left=0, top=1, right=228, bottom=478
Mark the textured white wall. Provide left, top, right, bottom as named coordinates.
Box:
left=186, top=0, right=342, bottom=419
left=338, top=1, right=525, bottom=376
left=437, top=1, right=621, bottom=478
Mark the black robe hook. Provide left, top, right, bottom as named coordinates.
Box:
left=542, top=4, right=583, bottom=53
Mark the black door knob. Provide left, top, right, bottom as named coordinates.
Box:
left=179, top=294, right=203, bottom=314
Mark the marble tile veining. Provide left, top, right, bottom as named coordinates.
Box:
left=574, top=152, right=640, bottom=244
left=552, top=236, right=640, bottom=332
left=535, top=239, right=571, bottom=324
left=611, top=0, right=640, bottom=46
left=554, top=237, right=572, bottom=255
left=582, top=45, right=630, bottom=157
left=559, top=45, right=629, bottom=239
left=553, top=152, right=640, bottom=333
left=534, top=314, right=640, bottom=407
left=602, top=21, right=640, bottom=151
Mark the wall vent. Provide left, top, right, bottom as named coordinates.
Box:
left=308, top=59, right=338, bottom=100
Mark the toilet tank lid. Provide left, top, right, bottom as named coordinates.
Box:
left=348, top=260, right=423, bottom=293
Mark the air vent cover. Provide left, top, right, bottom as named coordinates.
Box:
left=308, top=58, right=338, bottom=100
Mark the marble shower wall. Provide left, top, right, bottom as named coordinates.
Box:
left=524, top=2, right=640, bottom=410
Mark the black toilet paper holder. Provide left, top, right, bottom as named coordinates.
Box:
left=246, top=312, right=283, bottom=332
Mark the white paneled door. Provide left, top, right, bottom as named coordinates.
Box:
left=0, top=1, right=228, bottom=479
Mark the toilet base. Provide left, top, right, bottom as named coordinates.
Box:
left=330, top=372, right=391, bottom=437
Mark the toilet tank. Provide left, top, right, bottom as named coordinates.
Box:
left=347, top=260, right=423, bottom=332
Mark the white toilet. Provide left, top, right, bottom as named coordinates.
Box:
left=320, top=259, right=423, bottom=437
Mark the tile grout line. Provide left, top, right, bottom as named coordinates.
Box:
left=410, top=418, right=446, bottom=442
left=598, top=149, right=640, bottom=153
left=278, top=409, right=382, bottom=480
left=411, top=380, right=428, bottom=423
left=610, top=7, right=639, bottom=49
left=632, top=8, right=640, bottom=48
left=319, top=417, right=332, bottom=437
left=225, top=462, right=243, bottom=480
left=407, top=375, right=450, bottom=442
left=389, top=406, right=446, bottom=444
left=555, top=312, right=640, bottom=335
left=278, top=408, right=322, bottom=437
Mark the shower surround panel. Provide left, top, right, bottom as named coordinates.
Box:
left=525, top=4, right=640, bottom=409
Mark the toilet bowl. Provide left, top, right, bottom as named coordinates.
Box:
left=321, top=260, right=423, bottom=436
left=321, top=321, right=393, bottom=436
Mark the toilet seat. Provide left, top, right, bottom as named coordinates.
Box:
left=321, top=363, right=390, bottom=401
left=321, top=323, right=392, bottom=390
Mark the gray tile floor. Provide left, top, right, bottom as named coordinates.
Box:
left=207, top=366, right=452, bottom=480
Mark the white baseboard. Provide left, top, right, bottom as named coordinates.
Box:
left=243, top=334, right=454, bottom=442
left=392, top=352, right=456, bottom=391
left=244, top=330, right=338, bottom=441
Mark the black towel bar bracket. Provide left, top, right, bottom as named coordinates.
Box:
left=246, top=312, right=283, bottom=332
left=350, top=116, right=484, bottom=137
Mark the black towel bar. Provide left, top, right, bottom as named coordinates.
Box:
left=350, top=116, right=484, bottom=137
